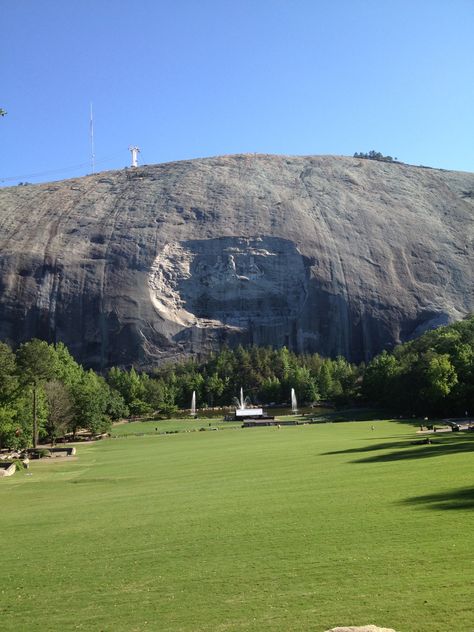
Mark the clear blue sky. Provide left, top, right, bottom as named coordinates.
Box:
left=1, top=0, right=473, bottom=185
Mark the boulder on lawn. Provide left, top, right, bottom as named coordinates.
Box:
left=325, top=626, right=397, bottom=632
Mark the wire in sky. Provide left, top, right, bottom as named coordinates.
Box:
left=0, top=152, right=125, bottom=183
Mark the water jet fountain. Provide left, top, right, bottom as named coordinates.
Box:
left=291, top=388, right=298, bottom=415
left=190, top=390, right=197, bottom=418
left=231, top=388, right=263, bottom=419
left=226, top=387, right=277, bottom=425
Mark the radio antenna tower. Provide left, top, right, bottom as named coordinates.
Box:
left=90, top=103, right=95, bottom=173
left=129, top=145, right=140, bottom=167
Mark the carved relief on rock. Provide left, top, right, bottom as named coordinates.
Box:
left=148, top=236, right=310, bottom=332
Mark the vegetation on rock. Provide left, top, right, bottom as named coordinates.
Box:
left=353, top=150, right=397, bottom=162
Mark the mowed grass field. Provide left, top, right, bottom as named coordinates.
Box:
left=1, top=420, right=473, bottom=632
left=110, top=417, right=242, bottom=436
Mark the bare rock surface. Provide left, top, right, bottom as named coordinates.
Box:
left=0, top=154, right=472, bottom=368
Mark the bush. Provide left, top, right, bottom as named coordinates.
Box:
left=32, top=448, right=51, bottom=459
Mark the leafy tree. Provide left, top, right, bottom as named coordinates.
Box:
left=107, top=367, right=146, bottom=406
left=128, top=398, right=153, bottom=416
left=362, top=315, right=474, bottom=415
left=52, top=342, right=84, bottom=387
left=205, top=372, right=226, bottom=407
left=317, top=362, right=334, bottom=399
left=70, top=371, right=111, bottom=436
left=0, top=342, right=18, bottom=404
left=43, top=380, right=74, bottom=445
left=142, top=377, right=167, bottom=412
left=278, top=346, right=292, bottom=382
left=107, top=366, right=127, bottom=397
left=14, top=388, right=49, bottom=448
left=362, top=350, right=399, bottom=406
left=106, top=388, right=129, bottom=420
left=0, top=405, right=19, bottom=450
left=153, top=379, right=178, bottom=418
left=16, top=339, right=57, bottom=447
left=419, top=353, right=458, bottom=411
left=258, top=376, right=282, bottom=404
left=215, top=347, right=236, bottom=381
left=175, top=369, right=205, bottom=409
left=290, top=366, right=318, bottom=404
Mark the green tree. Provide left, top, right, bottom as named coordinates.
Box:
left=419, top=353, right=458, bottom=410
left=154, top=379, right=178, bottom=418
left=128, top=398, right=153, bottom=416
left=43, top=380, right=74, bottom=445
left=16, top=339, right=57, bottom=447
left=176, top=370, right=205, bottom=409
left=52, top=342, right=84, bottom=387
left=0, top=342, right=18, bottom=404
left=106, top=388, right=129, bottom=420
left=0, top=405, right=19, bottom=450
left=258, top=376, right=282, bottom=404
left=291, top=366, right=319, bottom=404
left=107, top=367, right=146, bottom=408
left=215, top=347, right=236, bottom=381
left=205, top=372, right=226, bottom=407
left=14, top=388, right=49, bottom=448
left=70, top=371, right=111, bottom=436
left=360, top=315, right=474, bottom=415
left=317, top=362, right=334, bottom=400
left=278, top=347, right=292, bottom=382
left=142, top=378, right=167, bottom=412
left=362, top=351, right=399, bottom=405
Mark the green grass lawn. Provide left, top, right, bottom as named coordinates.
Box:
left=110, top=417, right=242, bottom=437
left=1, top=420, right=473, bottom=631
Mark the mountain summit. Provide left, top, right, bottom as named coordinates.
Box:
left=0, top=154, right=472, bottom=368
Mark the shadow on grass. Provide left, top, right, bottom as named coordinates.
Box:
left=310, top=408, right=393, bottom=422
left=401, top=486, right=474, bottom=511
left=323, top=440, right=411, bottom=456
left=310, top=409, right=427, bottom=430
left=323, top=433, right=474, bottom=462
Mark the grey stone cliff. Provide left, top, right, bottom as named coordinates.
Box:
left=0, top=154, right=472, bottom=368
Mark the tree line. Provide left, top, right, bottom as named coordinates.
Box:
left=0, top=341, right=360, bottom=449
left=0, top=315, right=472, bottom=449
left=139, top=346, right=360, bottom=411
left=362, top=315, right=474, bottom=417
left=353, top=150, right=397, bottom=162
left=144, top=316, right=474, bottom=418
left=0, top=340, right=127, bottom=450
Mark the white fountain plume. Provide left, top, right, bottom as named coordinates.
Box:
left=190, top=390, right=197, bottom=417
left=233, top=387, right=251, bottom=410
left=291, top=388, right=298, bottom=414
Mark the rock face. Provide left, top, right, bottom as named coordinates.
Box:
left=0, top=154, right=472, bottom=369
left=149, top=236, right=311, bottom=341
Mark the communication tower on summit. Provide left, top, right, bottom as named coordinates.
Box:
left=90, top=103, right=95, bottom=173
left=129, top=146, right=140, bottom=167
